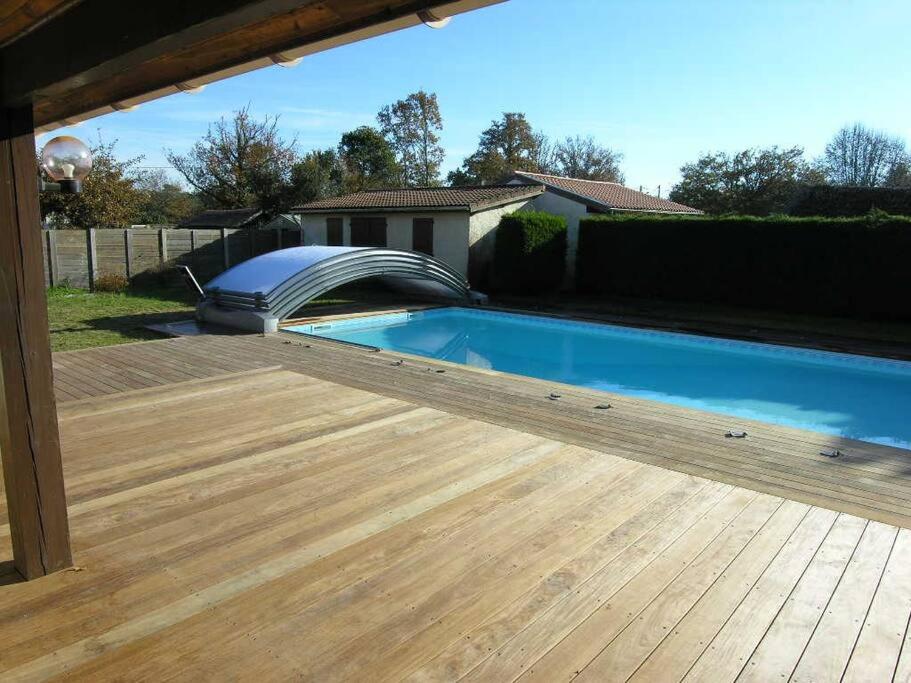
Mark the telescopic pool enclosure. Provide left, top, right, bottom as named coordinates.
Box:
left=197, top=246, right=479, bottom=332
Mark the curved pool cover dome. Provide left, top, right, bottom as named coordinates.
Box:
left=197, top=246, right=479, bottom=332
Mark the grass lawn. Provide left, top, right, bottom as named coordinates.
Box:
left=46, top=283, right=361, bottom=352
left=47, top=286, right=197, bottom=352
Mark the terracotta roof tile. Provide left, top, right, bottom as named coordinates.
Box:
left=513, top=171, right=702, bottom=214
left=294, top=184, right=543, bottom=212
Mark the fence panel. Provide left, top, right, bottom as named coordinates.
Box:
left=227, top=228, right=252, bottom=265
left=94, top=229, right=127, bottom=277
left=44, top=227, right=295, bottom=290
left=131, top=228, right=163, bottom=273
left=192, top=229, right=226, bottom=282
left=54, top=231, right=90, bottom=288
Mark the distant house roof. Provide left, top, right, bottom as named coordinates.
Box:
left=512, top=171, right=702, bottom=214
left=179, top=208, right=263, bottom=228
left=293, top=185, right=544, bottom=214
left=259, top=214, right=301, bottom=231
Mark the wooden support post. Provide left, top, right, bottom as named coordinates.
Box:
left=123, top=229, right=132, bottom=279
left=189, top=229, right=197, bottom=270
left=0, top=105, right=72, bottom=579
left=46, top=230, right=58, bottom=287
left=86, top=227, right=97, bottom=291
left=248, top=228, right=256, bottom=258
left=159, top=228, right=168, bottom=264
left=220, top=228, right=230, bottom=270
left=276, top=228, right=282, bottom=250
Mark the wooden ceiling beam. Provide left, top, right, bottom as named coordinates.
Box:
left=0, top=0, right=80, bottom=47
left=2, top=0, right=327, bottom=104
left=0, top=0, right=494, bottom=129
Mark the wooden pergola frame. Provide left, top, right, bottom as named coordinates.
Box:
left=0, top=0, right=504, bottom=580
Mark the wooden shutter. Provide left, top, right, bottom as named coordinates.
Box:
left=326, top=217, right=343, bottom=246
left=368, top=217, right=387, bottom=247
left=351, top=217, right=386, bottom=247
left=350, top=216, right=370, bottom=246
left=412, top=218, right=433, bottom=255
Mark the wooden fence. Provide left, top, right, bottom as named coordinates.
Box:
left=42, top=226, right=305, bottom=290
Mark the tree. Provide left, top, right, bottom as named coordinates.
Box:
left=134, top=170, right=201, bottom=224
left=885, top=160, right=911, bottom=188
left=529, top=132, right=558, bottom=176
left=448, top=113, right=547, bottom=185
left=290, top=148, right=345, bottom=204
left=669, top=146, right=816, bottom=215
left=377, top=90, right=445, bottom=186
left=553, top=135, right=624, bottom=182
left=821, top=123, right=908, bottom=187
left=166, top=105, right=298, bottom=213
left=338, top=126, right=399, bottom=192
left=40, top=138, right=146, bottom=228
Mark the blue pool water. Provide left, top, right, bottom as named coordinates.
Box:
left=286, top=307, right=911, bottom=449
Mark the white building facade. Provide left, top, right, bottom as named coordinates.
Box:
left=294, top=185, right=543, bottom=287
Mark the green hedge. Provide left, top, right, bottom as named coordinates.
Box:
left=493, top=211, right=567, bottom=293
left=789, top=185, right=911, bottom=217
left=576, top=213, right=911, bottom=320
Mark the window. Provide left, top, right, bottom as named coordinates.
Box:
left=326, top=217, right=343, bottom=246
left=350, top=216, right=387, bottom=247
left=412, top=218, right=433, bottom=255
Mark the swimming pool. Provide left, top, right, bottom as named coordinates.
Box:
left=286, top=307, right=911, bottom=449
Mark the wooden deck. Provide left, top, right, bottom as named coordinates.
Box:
left=51, top=333, right=911, bottom=529
left=1, top=335, right=910, bottom=680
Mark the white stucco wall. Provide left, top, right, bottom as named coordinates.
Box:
left=506, top=180, right=591, bottom=287
left=467, top=198, right=536, bottom=288
left=296, top=211, right=471, bottom=277
left=300, top=213, right=329, bottom=244
left=297, top=198, right=544, bottom=288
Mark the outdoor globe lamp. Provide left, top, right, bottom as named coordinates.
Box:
left=40, top=136, right=92, bottom=194
left=417, top=9, right=451, bottom=28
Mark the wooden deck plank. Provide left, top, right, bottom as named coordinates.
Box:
left=2, top=414, right=559, bottom=673
left=511, top=491, right=772, bottom=682
left=843, top=528, right=911, bottom=682
left=283, top=343, right=911, bottom=490
left=56, top=366, right=284, bottom=420
left=60, top=441, right=593, bottom=681
left=4, top=455, right=565, bottom=676
left=633, top=505, right=837, bottom=682
left=0, top=334, right=900, bottom=680
left=189, top=451, right=643, bottom=680
left=404, top=476, right=712, bottom=682
left=237, top=333, right=907, bottom=465
left=896, top=616, right=911, bottom=683
left=190, top=333, right=911, bottom=528
left=735, top=515, right=868, bottom=682
left=363, top=474, right=699, bottom=682
left=454, top=484, right=740, bottom=681
left=577, top=500, right=810, bottom=682
left=790, top=521, right=897, bottom=683
left=279, top=459, right=655, bottom=680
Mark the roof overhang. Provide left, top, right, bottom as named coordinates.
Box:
left=293, top=185, right=544, bottom=215
left=295, top=205, right=473, bottom=214
left=512, top=171, right=703, bottom=215
left=0, top=0, right=506, bottom=132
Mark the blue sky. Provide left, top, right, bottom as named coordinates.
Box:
left=39, top=0, right=911, bottom=194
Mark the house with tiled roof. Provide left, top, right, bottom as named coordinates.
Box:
left=293, top=184, right=544, bottom=284
left=508, top=171, right=702, bottom=283
left=510, top=171, right=702, bottom=215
